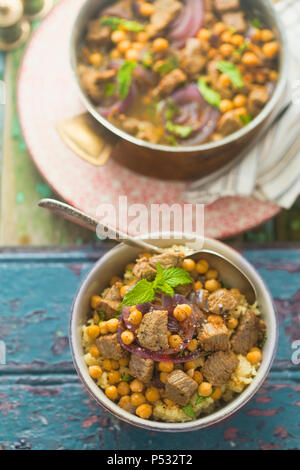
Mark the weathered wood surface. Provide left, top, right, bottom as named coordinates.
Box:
left=0, top=246, right=299, bottom=450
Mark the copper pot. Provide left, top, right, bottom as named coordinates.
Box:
left=70, top=0, right=288, bottom=181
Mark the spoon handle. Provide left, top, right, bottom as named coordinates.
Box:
left=38, top=198, right=163, bottom=254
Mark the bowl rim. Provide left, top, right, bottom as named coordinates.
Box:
left=70, top=0, right=288, bottom=153
left=70, top=234, right=278, bottom=432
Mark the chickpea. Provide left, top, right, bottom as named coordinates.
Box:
left=89, top=344, right=100, bottom=358
left=173, top=304, right=192, bottom=322
left=205, top=269, right=218, bottom=280
left=231, top=34, right=244, bottom=46
left=187, top=339, right=198, bottom=352
left=89, top=52, right=102, bottom=67
left=193, top=371, right=203, bottom=384
left=159, top=372, right=169, bottom=384
left=218, top=73, right=231, bottom=87
left=110, top=359, right=119, bottom=370
left=184, top=360, right=196, bottom=371
left=103, top=359, right=112, bottom=371
left=256, top=72, right=266, bottom=84
left=219, top=43, right=234, bottom=57
left=140, top=2, right=154, bottom=16
left=242, top=52, right=260, bottom=66
left=145, top=386, right=160, bottom=403
left=108, top=370, right=121, bottom=384
left=234, top=107, right=248, bottom=117
left=99, top=321, right=109, bottom=335
left=86, top=324, right=100, bottom=339
left=247, top=349, right=262, bottom=365
left=118, top=39, right=131, bottom=53
left=227, top=316, right=238, bottom=329
left=269, top=70, right=278, bottom=81
left=197, top=28, right=211, bottom=41
left=89, top=365, right=103, bottom=379
left=233, top=94, right=247, bottom=108
left=105, top=385, right=118, bottom=401
left=137, top=31, right=149, bottom=42
left=252, top=28, right=261, bottom=42
left=110, top=276, right=121, bottom=286
left=153, top=37, right=169, bottom=51
left=118, top=395, right=131, bottom=410
left=220, top=99, right=233, bottom=113
left=121, top=330, right=135, bottom=345
left=244, top=72, right=254, bottom=83
left=106, top=318, right=119, bottom=333
left=132, top=42, right=144, bottom=51
left=193, top=281, right=203, bottom=291
left=214, top=22, right=227, bottom=35
left=126, top=263, right=135, bottom=271
left=220, top=31, right=232, bottom=43
left=131, top=392, right=146, bottom=407
left=111, top=29, right=126, bottom=43
left=139, top=252, right=152, bottom=258
left=90, top=295, right=102, bottom=309
left=262, top=41, right=279, bottom=58
left=120, top=285, right=131, bottom=298
left=158, top=361, right=174, bottom=373
left=128, top=309, right=143, bottom=325
left=130, top=379, right=144, bottom=393
left=119, top=357, right=129, bottom=367
left=168, top=334, right=183, bottom=349
left=208, top=48, right=217, bottom=59
left=182, top=258, right=196, bottom=272
left=93, top=311, right=100, bottom=324
left=207, top=314, right=223, bottom=325
left=196, top=259, right=209, bottom=274
left=261, top=29, right=274, bottom=42
left=205, top=279, right=221, bottom=292
left=211, top=387, right=222, bottom=400
left=110, top=48, right=121, bottom=59
left=198, top=382, right=213, bottom=397
left=136, top=403, right=152, bottom=419
left=117, top=381, right=130, bottom=396
left=125, top=48, right=139, bottom=61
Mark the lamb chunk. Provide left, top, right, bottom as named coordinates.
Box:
left=96, top=333, right=128, bottom=360
left=175, top=283, right=193, bottom=297
left=198, top=321, right=230, bottom=351
left=218, top=110, right=243, bottom=136
left=222, top=11, right=246, bottom=33
left=80, top=69, right=105, bottom=103
left=104, top=282, right=122, bottom=302
left=103, top=0, right=133, bottom=19
left=137, top=310, right=169, bottom=351
left=132, top=257, right=157, bottom=281
left=202, top=351, right=238, bottom=386
left=119, top=117, right=159, bottom=143
left=204, top=11, right=218, bottom=28
left=248, top=86, right=269, bottom=117
left=207, top=288, right=239, bottom=315
left=154, top=69, right=187, bottom=98
left=165, top=370, right=198, bottom=406
left=214, top=0, right=240, bottom=12
left=231, top=310, right=266, bottom=355
left=181, top=38, right=207, bottom=76
left=96, top=299, right=120, bottom=319
left=133, top=251, right=185, bottom=281
left=191, top=289, right=209, bottom=312
left=129, top=354, right=154, bottom=383
left=86, top=19, right=111, bottom=46
left=149, top=0, right=182, bottom=34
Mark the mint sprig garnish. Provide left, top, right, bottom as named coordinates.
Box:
left=121, top=263, right=192, bottom=308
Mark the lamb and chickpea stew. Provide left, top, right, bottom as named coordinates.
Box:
left=82, top=248, right=267, bottom=422
left=78, top=0, right=280, bottom=147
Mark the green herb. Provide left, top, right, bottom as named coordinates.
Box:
left=198, top=77, right=221, bottom=109
left=117, top=60, right=137, bottom=100
left=195, top=387, right=215, bottom=405
left=217, top=61, right=244, bottom=89
left=157, top=55, right=179, bottom=76
left=121, top=263, right=193, bottom=308
left=104, top=82, right=116, bottom=97
left=100, top=16, right=144, bottom=32
left=182, top=403, right=195, bottom=419
left=121, top=373, right=133, bottom=382
left=259, top=333, right=267, bottom=348
left=228, top=26, right=237, bottom=33
left=97, top=311, right=106, bottom=322
left=142, top=51, right=153, bottom=69
left=164, top=98, right=179, bottom=121
left=167, top=135, right=178, bottom=146
left=252, top=17, right=262, bottom=29
left=239, top=113, right=252, bottom=125
left=165, top=121, right=193, bottom=139
left=238, top=42, right=248, bottom=53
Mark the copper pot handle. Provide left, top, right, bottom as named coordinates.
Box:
left=56, top=112, right=117, bottom=166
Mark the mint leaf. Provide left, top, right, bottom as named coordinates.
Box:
left=156, top=281, right=174, bottom=296
left=104, top=82, right=115, bottom=97
left=162, top=267, right=193, bottom=287
left=157, top=55, right=179, bottom=76
left=153, top=263, right=174, bottom=296
left=252, top=17, right=262, bottom=29
left=217, top=61, right=244, bottom=89
left=142, top=51, right=153, bottom=68
left=164, top=98, right=180, bottom=121
left=198, top=77, right=221, bottom=109
left=239, top=113, right=252, bottom=125
left=195, top=387, right=215, bottom=405
left=117, top=60, right=137, bottom=100
left=121, top=279, right=155, bottom=307
left=121, top=373, right=133, bottom=382
left=259, top=333, right=267, bottom=348
left=182, top=403, right=195, bottom=419
left=165, top=120, right=193, bottom=139
left=100, top=16, right=144, bottom=32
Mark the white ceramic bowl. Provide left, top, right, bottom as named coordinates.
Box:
left=70, top=234, right=278, bottom=432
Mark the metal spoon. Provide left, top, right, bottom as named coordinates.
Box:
left=38, top=198, right=257, bottom=303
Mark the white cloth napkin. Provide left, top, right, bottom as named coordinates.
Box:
left=184, top=0, right=300, bottom=209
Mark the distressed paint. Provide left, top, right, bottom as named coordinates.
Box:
left=0, top=247, right=299, bottom=450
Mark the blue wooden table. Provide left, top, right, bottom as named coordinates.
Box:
left=0, top=245, right=299, bottom=450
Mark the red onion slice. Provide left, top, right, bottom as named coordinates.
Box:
left=98, top=81, right=137, bottom=118
left=169, top=0, right=204, bottom=48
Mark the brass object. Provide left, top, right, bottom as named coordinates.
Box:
left=0, top=0, right=30, bottom=51
left=56, top=112, right=116, bottom=166
left=23, top=0, right=53, bottom=20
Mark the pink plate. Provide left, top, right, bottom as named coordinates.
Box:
left=17, top=0, right=280, bottom=239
